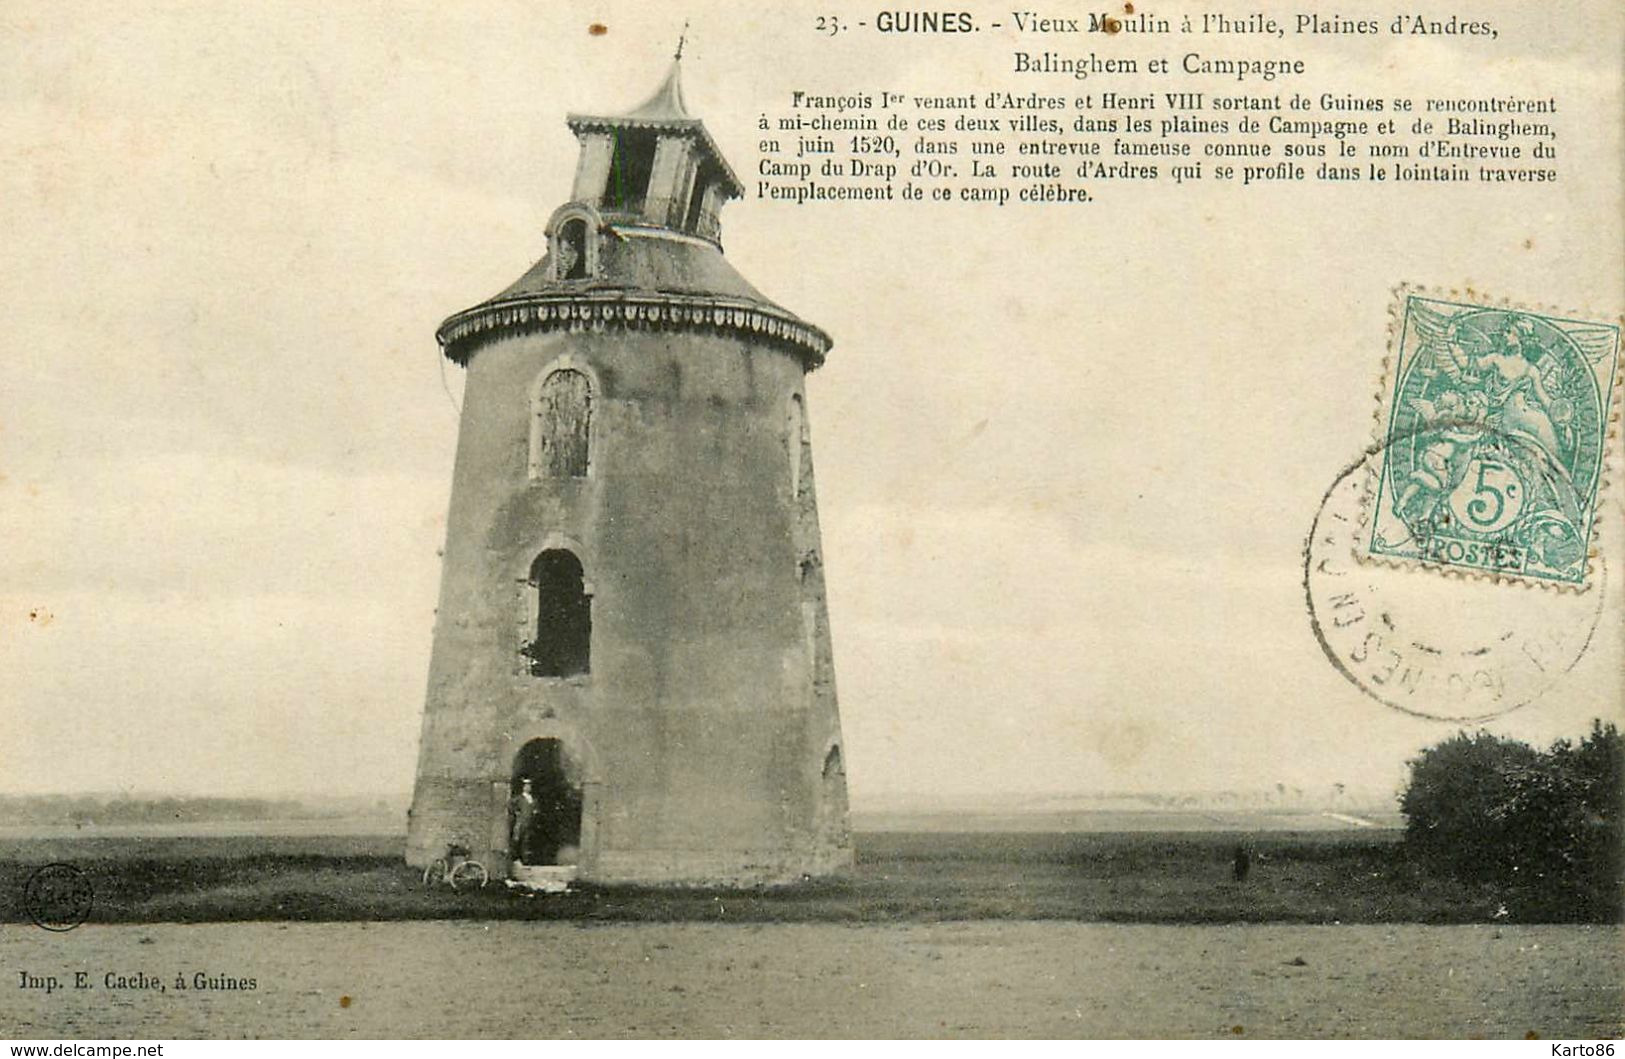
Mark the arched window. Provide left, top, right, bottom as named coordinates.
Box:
left=531, top=369, right=591, bottom=479
left=525, top=550, right=590, bottom=677
left=546, top=204, right=601, bottom=281
left=559, top=219, right=589, bottom=280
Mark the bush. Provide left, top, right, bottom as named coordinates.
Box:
left=1399, top=721, right=1623, bottom=920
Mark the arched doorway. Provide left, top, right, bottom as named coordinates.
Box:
left=509, top=738, right=583, bottom=866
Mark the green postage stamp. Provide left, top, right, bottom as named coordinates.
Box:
left=1364, top=288, right=1622, bottom=587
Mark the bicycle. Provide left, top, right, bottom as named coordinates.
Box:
left=421, top=843, right=489, bottom=892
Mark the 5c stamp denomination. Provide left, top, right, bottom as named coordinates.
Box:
left=1365, top=289, right=1621, bottom=587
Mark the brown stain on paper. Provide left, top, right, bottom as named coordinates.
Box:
left=588, top=23, right=608, bottom=36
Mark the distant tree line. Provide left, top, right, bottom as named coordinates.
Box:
left=1068, top=787, right=1394, bottom=812
left=1401, top=720, right=1622, bottom=920
left=0, top=794, right=395, bottom=826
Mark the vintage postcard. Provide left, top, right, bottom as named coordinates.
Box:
left=1, top=0, right=1621, bottom=1043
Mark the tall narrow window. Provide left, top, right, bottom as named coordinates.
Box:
left=526, top=550, right=590, bottom=677
left=787, top=394, right=805, bottom=498
left=533, top=369, right=591, bottom=479
left=604, top=130, right=657, bottom=212
left=684, top=172, right=709, bottom=232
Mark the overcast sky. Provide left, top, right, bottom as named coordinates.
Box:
left=2, top=1, right=1620, bottom=805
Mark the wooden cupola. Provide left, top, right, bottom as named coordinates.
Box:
left=564, top=62, right=744, bottom=243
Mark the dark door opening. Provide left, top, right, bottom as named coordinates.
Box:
left=508, top=738, right=583, bottom=866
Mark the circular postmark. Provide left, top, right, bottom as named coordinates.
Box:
left=1305, top=436, right=1606, bottom=723
left=23, top=863, right=94, bottom=932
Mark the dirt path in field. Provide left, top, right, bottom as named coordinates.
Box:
left=3, top=922, right=1618, bottom=1039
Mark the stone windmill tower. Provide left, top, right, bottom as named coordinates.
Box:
left=406, top=58, right=851, bottom=886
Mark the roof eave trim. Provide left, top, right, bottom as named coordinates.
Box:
left=435, top=290, right=831, bottom=368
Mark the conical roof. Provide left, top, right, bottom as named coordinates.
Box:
left=623, top=61, right=690, bottom=122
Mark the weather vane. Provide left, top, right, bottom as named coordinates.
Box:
left=674, top=20, right=689, bottom=61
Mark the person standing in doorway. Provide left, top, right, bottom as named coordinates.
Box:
left=508, top=778, right=537, bottom=865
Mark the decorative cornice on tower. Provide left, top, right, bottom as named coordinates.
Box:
left=436, top=290, right=832, bottom=369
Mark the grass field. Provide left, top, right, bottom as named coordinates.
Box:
left=2, top=828, right=1599, bottom=926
